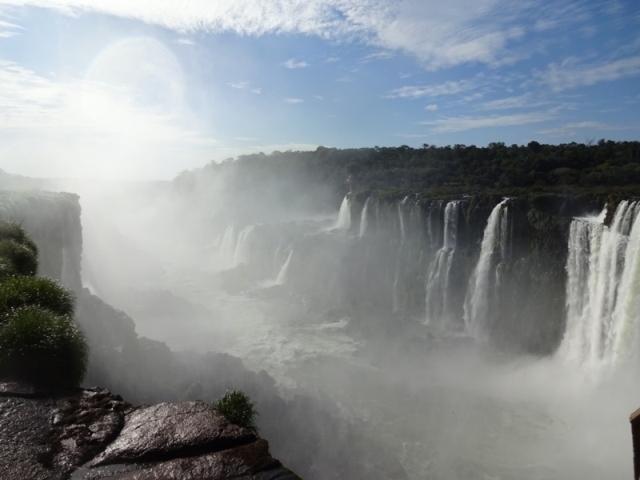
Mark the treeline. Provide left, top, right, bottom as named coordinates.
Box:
left=173, top=140, right=640, bottom=210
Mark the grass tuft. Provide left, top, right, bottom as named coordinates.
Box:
left=212, top=390, right=259, bottom=435
left=0, top=221, right=38, bottom=256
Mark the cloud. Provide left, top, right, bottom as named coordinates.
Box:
left=478, top=93, right=550, bottom=110
left=0, top=12, right=22, bottom=37
left=284, top=98, right=303, bottom=103
left=175, top=38, right=195, bottom=45
left=228, top=81, right=250, bottom=89
left=422, top=110, right=557, bottom=133
left=538, top=55, right=640, bottom=91
left=362, top=51, right=394, bottom=62
left=537, top=120, right=635, bottom=136
left=425, top=104, right=438, bottom=111
left=0, top=59, right=215, bottom=179
left=387, top=79, right=476, bottom=99
left=283, top=58, right=309, bottom=69
left=250, top=88, right=261, bottom=94
left=0, top=0, right=606, bottom=70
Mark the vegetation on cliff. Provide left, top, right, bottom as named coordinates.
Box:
left=0, top=221, right=87, bottom=387
left=213, top=390, right=259, bottom=435
left=175, top=141, right=640, bottom=207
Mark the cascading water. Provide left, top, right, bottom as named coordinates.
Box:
left=335, top=196, right=351, bottom=230
left=275, top=249, right=294, bottom=285
left=424, top=201, right=461, bottom=329
left=359, top=197, right=371, bottom=238
left=558, top=201, right=640, bottom=365
left=234, top=225, right=255, bottom=265
left=464, top=199, right=509, bottom=338
left=398, top=196, right=409, bottom=242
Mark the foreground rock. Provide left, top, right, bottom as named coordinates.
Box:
left=0, top=383, right=301, bottom=480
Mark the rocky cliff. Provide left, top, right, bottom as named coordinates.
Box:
left=0, top=382, right=300, bottom=480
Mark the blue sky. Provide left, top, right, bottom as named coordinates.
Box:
left=0, top=0, right=639, bottom=179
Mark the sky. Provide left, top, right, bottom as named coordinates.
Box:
left=0, top=0, right=639, bottom=180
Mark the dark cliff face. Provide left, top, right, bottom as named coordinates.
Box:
left=0, top=191, right=83, bottom=292
left=0, top=383, right=300, bottom=480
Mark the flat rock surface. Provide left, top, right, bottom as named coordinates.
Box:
left=90, top=401, right=255, bottom=466
left=0, top=384, right=302, bottom=480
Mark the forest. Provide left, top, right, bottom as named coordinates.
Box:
left=175, top=140, right=640, bottom=202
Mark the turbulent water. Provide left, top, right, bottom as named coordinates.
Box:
left=78, top=190, right=640, bottom=480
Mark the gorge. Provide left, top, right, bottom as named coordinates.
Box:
left=2, top=141, right=640, bottom=479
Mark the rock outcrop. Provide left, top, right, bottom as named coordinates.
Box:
left=0, top=383, right=301, bottom=480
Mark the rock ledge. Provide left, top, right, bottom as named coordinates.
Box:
left=0, top=383, right=301, bottom=480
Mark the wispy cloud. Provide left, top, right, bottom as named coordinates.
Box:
left=0, top=0, right=610, bottom=70
left=538, top=55, right=640, bottom=91
left=425, top=104, right=438, bottom=111
left=362, top=51, right=393, bottom=62
left=284, top=98, right=303, bottom=103
left=0, top=59, right=214, bottom=179
left=423, top=110, right=557, bottom=133
left=175, top=38, right=195, bottom=45
left=478, top=93, right=549, bottom=110
left=283, top=58, right=309, bottom=69
left=537, top=120, right=636, bottom=136
left=387, top=79, right=476, bottom=99
left=228, top=81, right=250, bottom=89
left=0, top=13, right=23, bottom=37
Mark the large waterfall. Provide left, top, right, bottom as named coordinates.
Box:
left=559, top=201, right=640, bottom=365
left=424, top=201, right=461, bottom=329
left=464, top=199, right=509, bottom=339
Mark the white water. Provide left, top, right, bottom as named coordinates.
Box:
left=359, top=197, right=371, bottom=238
left=275, top=249, right=294, bottom=285
left=559, top=201, right=640, bottom=366
left=219, top=224, right=236, bottom=260
left=464, top=199, right=509, bottom=338
left=335, top=195, right=351, bottom=230
left=425, top=201, right=460, bottom=328
left=398, top=196, right=409, bottom=241
left=234, top=225, right=255, bottom=266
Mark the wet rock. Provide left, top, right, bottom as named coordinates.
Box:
left=90, top=401, right=255, bottom=466
left=0, top=384, right=301, bottom=480
left=0, top=385, right=130, bottom=479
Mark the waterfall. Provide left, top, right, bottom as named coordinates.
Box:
left=359, top=197, right=371, bottom=238
left=464, top=199, right=509, bottom=338
left=234, top=225, right=255, bottom=265
left=398, top=196, right=409, bottom=241
left=275, top=249, right=294, bottom=285
left=424, top=201, right=461, bottom=328
left=335, top=196, right=351, bottom=230
left=219, top=225, right=236, bottom=262
left=558, top=201, right=640, bottom=365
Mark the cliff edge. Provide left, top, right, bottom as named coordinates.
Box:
left=0, top=382, right=301, bottom=480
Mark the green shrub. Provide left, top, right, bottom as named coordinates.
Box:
left=0, top=306, right=88, bottom=387
left=0, top=276, right=75, bottom=319
left=212, top=390, right=259, bottom=435
left=0, top=239, right=37, bottom=276
left=0, top=221, right=38, bottom=256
